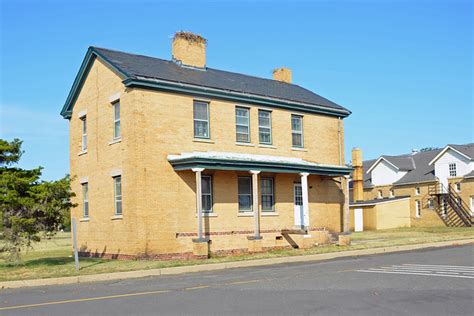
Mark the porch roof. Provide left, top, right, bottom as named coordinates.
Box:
left=168, top=151, right=352, bottom=176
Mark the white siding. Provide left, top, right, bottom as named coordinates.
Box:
left=371, top=160, right=407, bottom=186
left=434, top=149, right=472, bottom=185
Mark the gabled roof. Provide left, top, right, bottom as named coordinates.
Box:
left=365, top=155, right=415, bottom=174
left=60, top=47, right=351, bottom=119
left=359, top=143, right=474, bottom=187
left=428, top=144, right=474, bottom=165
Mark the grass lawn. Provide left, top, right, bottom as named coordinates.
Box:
left=1, top=227, right=473, bottom=282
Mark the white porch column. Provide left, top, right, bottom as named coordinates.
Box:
left=343, top=175, right=350, bottom=233
left=250, top=170, right=261, bottom=239
left=192, top=168, right=205, bottom=240
left=300, top=172, right=310, bottom=230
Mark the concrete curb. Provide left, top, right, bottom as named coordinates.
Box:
left=1, top=239, right=473, bottom=290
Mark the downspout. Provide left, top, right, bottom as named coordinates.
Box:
left=338, top=117, right=350, bottom=233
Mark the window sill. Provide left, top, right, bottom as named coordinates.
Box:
left=193, top=138, right=214, bottom=144
left=195, top=212, right=218, bottom=217
left=258, top=144, right=276, bottom=149
left=235, top=142, right=255, bottom=147
left=79, top=218, right=90, bottom=222
left=111, top=215, right=123, bottom=220
left=238, top=212, right=254, bottom=217
left=78, top=150, right=88, bottom=156
left=291, top=147, right=307, bottom=152
left=109, top=138, right=122, bottom=145
left=262, top=212, right=279, bottom=216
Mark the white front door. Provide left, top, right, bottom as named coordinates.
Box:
left=294, top=183, right=308, bottom=227
left=354, top=208, right=363, bottom=232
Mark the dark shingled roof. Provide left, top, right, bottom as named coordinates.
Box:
left=360, top=143, right=474, bottom=187
left=93, top=47, right=349, bottom=114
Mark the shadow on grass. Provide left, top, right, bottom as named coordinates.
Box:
left=1, top=256, right=108, bottom=270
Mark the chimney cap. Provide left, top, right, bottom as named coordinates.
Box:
left=173, top=31, right=207, bottom=45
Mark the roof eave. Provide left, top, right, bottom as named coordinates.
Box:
left=60, top=47, right=131, bottom=119
left=124, top=78, right=352, bottom=118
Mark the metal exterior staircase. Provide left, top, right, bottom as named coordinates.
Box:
left=428, top=183, right=473, bottom=227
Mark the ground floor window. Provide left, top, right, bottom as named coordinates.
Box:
left=427, top=198, right=434, bottom=209
left=470, top=196, right=474, bottom=214
left=238, top=177, right=252, bottom=212
left=441, top=197, right=448, bottom=216
left=261, top=178, right=274, bottom=211
left=202, top=175, right=213, bottom=212
left=415, top=200, right=421, bottom=218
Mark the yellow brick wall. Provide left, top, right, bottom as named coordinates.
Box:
left=69, top=58, right=347, bottom=257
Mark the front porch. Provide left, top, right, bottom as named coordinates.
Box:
left=168, top=151, right=352, bottom=257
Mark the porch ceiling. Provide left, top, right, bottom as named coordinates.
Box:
left=168, top=151, right=352, bottom=176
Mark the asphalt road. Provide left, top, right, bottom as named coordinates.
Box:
left=1, top=245, right=473, bottom=316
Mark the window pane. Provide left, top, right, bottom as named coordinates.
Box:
left=202, top=195, right=212, bottom=212
left=262, top=196, right=273, bottom=211
left=258, top=111, right=270, bottom=127
left=236, top=133, right=249, bottom=143
left=261, top=179, right=272, bottom=194
left=116, top=200, right=122, bottom=215
left=291, top=116, right=301, bottom=131
left=292, top=133, right=302, bottom=147
left=238, top=177, right=251, bottom=194
left=238, top=195, right=252, bottom=211
left=114, top=177, right=122, bottom=196
left=82, top=117, right=87, bottom=133
left=114, top=102, right=120, bottom=120
left=259, top=129, right=271, bottom=143
left=194, top=121, right=209, bottom=138
left=114, top=121, right=121, bottom=138
left=202, top=176, right=211, bottom=194
left=236, top=125, right=249, bottom=134
left=194, top=102, right=208, bottom=120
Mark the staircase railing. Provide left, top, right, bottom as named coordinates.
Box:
left=428, top=183, right=472, bottom=227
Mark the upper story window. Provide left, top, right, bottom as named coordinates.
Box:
left=449, top=163, right=457, bottom=177
left=113, top=100, right=121, bottom=139
left=415, top=187, right=420, bottom=195
left=235, top=107, right=250, bottom=143
left=82, top=183, right=89, bottom=218
left=258, top=110, right=272, bottom=144
left=193, top=101, right=210, bottom=139
left=377, top=190, right=383, bottom=199
left=238, top=177, right=252, bottom=212
left=81, top=116, right=87, bottom=151
left=113, top=176, right=122, bottom=215
left=261, top=178, right=274, bottom=212
left=201, top=175, right=213, bottom=212
left=291, top=115, right=303, bottom=148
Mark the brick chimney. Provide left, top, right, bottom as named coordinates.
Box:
left=352, top=148, right=364, bottom=202
left=272, top=68, right=292, bottom=83
left=172, top=31, right=207, bottom=68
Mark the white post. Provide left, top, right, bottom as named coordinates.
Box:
left=250, top=170, right=261, bottom=239
left=300, top=173, right=310, bottom=231
left=343, top=175, right=350, bottom=233
left=192, top=168, right=205, bottom=240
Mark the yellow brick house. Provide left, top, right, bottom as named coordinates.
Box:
left=60, top=32, right=353, bottom=259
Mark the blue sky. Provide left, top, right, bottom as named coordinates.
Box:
left=1, top=0, right=472, bottom=180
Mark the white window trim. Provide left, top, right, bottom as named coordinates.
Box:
left=291, top=114, right=304, bottom=148
left=235, top=106, right=250, bottom=143
left=258, top=110, right=272, bottom=145
left=377, top=190, right=383, bottom=199
left=82, top=182, right=89, bottom=218
left=470, top=196, right=474, bottom=215
left=81, top=116, right=87, bottom=152
left=427, top=198, right=434, bottom=209
left=455, top=182, right=461, bottom=192
left=389, top=189, right=394, bottom=198
left=261, top=177, right=275, bottom=212
left=449, top=163, right=457, bottom=177
left=201, top=175, right=213, bottom=213
left=415, top=187, right=420, bottom=195
left=193, top=100, right=210, bottom=139
left=108, top=92, right=121, bottom=103
left=113, top=176, right=122, bottom=216
left=113, top=100, right=121, bottom=140
left=415, top=200, right=421, bottom=218
left=109, top=169, right=122, bottom=177
left=238, top=176, right=253, bottom=212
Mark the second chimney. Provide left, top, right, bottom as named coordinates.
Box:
left=352, top=147, right=364, bottom=202
left=273, top=67, right=292, bottom=83
left=172, top=31, right=207, bottom=68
